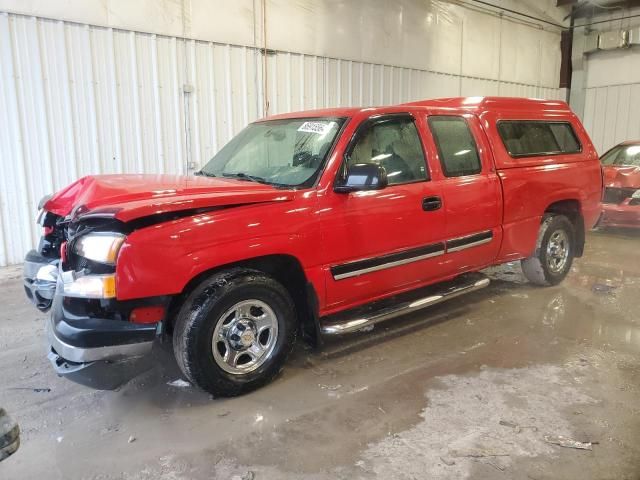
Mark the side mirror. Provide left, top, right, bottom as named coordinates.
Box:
left=0, top=408, right=19, bottom=462
left=335, top=163, right=388, bottom=193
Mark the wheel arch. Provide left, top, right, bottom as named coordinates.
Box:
left=166, top=254, right=321, bottom=346
left=544, top=199, right=585, bottom=257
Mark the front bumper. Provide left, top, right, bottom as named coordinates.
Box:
left=45, top=290, right=159, bottom=390
left=24, top=251, right=162, bottom=389
left=601, top=202, right=640, bottom=228
left=47, top=295, right=157, bottom=364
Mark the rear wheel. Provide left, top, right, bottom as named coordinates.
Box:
left=173, top=268, right=297, bottom=397
left=521, top=214, right=575, bottom=286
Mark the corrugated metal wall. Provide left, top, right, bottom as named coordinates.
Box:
left=0, top=12, right=562, bottom=266
left=583, top=85, right=640, bottom=155
left=573, top=6, right=640, bottom=155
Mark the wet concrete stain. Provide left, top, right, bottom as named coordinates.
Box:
left=1, top=230, right=640, bottom=479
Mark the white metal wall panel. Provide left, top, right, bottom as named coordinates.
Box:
left=583, top=84, right=640, bottom=154
left=628, top=85, right=640, bottom=144
left=0, top=12, right=561, bottom=266
left=575, top=7, right=640, bottom=154
left=0, top=0, right=568, bottom=68
left=0, top=14, right=41, bottom=265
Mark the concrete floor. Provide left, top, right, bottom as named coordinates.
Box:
left=1, top=230, right=639, bottom=479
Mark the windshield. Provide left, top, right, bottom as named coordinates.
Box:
left=199, top=117, right=346, bottom=187
left=601, top=144, right=640, bottom=167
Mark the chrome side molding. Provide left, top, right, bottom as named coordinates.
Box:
left=446, top=230, right=493, bottom=253
left=320, top=272, right=490, bottom=335
left=330, top=230, right=494, bottom=281
left=331, top=242, right=445, bottom=281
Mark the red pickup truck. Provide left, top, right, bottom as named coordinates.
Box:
left=23, top=97, right=602, bottom=396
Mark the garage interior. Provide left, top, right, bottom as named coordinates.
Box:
left=1, top=0, right=640, bottom=479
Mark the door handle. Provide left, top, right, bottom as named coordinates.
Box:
left=422, top=196, right=442, bottom=211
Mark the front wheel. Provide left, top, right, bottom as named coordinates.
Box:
left=173, top=268, right=297, bottom=397
left=521, top=214, right=575, bottom=286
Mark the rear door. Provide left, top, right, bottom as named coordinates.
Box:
left=425, top=113, right=502, bottom=271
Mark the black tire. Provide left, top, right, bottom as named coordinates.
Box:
left=521, top=214, right=575, bottom=286
left=173, top=268, right=297, bottom=397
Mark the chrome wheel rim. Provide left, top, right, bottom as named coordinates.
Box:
left=212, top=300, right=279, bottom=375
left=546, top=229, right=570, bottom=274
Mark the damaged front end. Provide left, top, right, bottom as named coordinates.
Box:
left=600, top=187, right=640, bottom=228
left=23, top=207, right=64, bottom=311
left=23, top=204, right=165, bottom=390
left=23, top=251, right=57, bottom=311
left=600, top=146, right=640, bottom=229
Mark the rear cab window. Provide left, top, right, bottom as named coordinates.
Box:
left=497, top=121, right=581, bottom=158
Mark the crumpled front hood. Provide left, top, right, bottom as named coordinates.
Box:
left=44, top=174, right=294, bottom=222
left=603, top=165, right=640, bottom=189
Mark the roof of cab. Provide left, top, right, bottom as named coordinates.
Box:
left=262, top=96, right=572, bottom=122
left=403, top=96, right=571, bottom=114
left=263, top=106, right=368, bottom=121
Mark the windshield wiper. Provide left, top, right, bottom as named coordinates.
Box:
left=222, top=172, right=269, bottom=184
left=194, top=170, right=216, bottom=177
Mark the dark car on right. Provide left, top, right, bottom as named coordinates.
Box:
left=600, top=141, right=640, bottom=228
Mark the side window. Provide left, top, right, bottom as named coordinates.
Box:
left=497, top=121, right=581, bottom=157
left=348, top=117, right=428, bottom=185
left=428, top=116, right=482, bottom=177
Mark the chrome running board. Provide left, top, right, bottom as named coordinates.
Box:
left=320, top=272, right=490, bottom=335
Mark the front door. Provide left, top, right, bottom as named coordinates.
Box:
left=319, top=113, right=448, bottom=313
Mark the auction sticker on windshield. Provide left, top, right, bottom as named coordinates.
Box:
left=298, top=121, right=336, bottom=135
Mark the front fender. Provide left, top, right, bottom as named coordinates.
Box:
left=115, top=198, right=323, bottom=301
